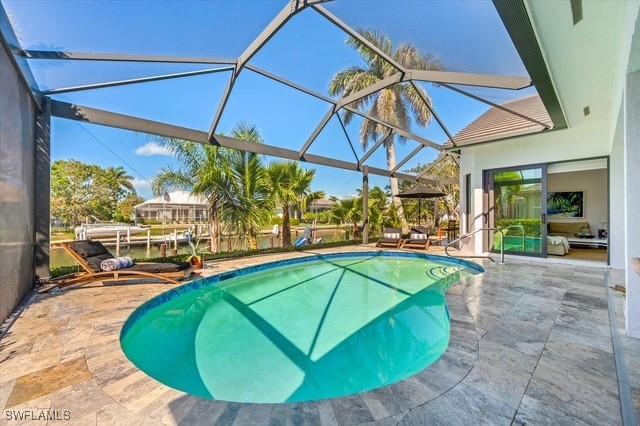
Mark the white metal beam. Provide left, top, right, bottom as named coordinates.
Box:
left=335, top=73, right=403, bottom=109
left=311, top=4, right=405, bottom=72
left=41, top=67, right=234, bottom=95
left=407, top=69, right=531, bottom=90
left=50, top=100, right=436, bottom=184
left=343, top=106, right=442, bottom=150
left=408, top=81, right=456, bottom=146
left=443, top=83, right=551, bottom=129
left=390, top=144, right=423, bottom=175
left=299, top=107, right=336, bottom=158
left=207, top=0, right=311, bottom=142
left=359, top=130, right=392, bottom=165
left=22, top=50, right=235, bottom=65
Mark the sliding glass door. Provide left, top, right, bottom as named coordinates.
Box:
left=487, top=165, right=547, bottom=257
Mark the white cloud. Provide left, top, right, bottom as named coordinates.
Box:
left=132, top=178, right=152, bottom=195
left=135, top=142, right=173, bottom=157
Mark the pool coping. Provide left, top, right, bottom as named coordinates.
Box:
left=110, top=250, right=482, bottom=424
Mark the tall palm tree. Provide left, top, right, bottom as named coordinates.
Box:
left=329, top=30, right=442, bottom=223
left=267, top=162, right=317, bottom=247
left=152, top=138, right=233, bottom=253
left=223, top=124, right=273, bottom=250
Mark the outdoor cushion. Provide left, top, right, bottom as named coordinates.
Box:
left=410, top=233, right=428, bottom=240
left=383, top=233, right=400, bottom=239
left=125, top=262, right=190, bottom=274
left=70, top=240, right=110, bottom=258
left=86, top=253, right=114, bottom=273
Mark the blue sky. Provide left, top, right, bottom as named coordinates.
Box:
left=5, top=0, right=535, bottom=198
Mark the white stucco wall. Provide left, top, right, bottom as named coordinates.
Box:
left=625, top=70, right=640, bottom=338
left=610, top=102, right=625, bottom=270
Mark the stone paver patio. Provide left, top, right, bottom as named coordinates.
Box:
left=0, top=245, right=634, bottom=425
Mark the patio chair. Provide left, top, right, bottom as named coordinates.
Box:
left=376, top=228, right=402, bottom=248
left=48, top=240, right=193, bottom=291
left=402, top=227, right=431, bottom=250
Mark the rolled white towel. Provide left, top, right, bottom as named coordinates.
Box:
left=100, top=256, right=134, bottom=272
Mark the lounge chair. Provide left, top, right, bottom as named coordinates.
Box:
left=376, top=228, right=402, bottom=248
left=48, top=240, right=193, bottom=291
left=402, top=227, right=431, bottom=250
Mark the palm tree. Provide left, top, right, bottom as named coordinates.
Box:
left=329, top=196, right=362, bottom=237
left=223, top=124, right=273, bottom=250
left=300, top=190, right=326, bottom=217
left=152, top=138, right=233, bottom=253
left=329, top=30, right=442, bottom=223
left=267, top=162, right=317, bottom=247
left=109, top=166, right=135, bottom=193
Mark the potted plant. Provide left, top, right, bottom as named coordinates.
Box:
left=188, top=238, right=203, bottom=269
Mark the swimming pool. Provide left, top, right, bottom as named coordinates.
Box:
left=120, top=252, right=482, bottom=403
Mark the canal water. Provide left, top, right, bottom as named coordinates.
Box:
left=50, top=228, right=349, bottom=268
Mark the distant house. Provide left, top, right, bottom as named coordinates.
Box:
left=276, top=198, right=337, bottom=219
left=308, top=198, right=336, bottom=213
left=134, top=191, right=209, bottom=224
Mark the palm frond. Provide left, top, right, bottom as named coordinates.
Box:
left=346, top=29, right=396, bottom=76
left=152, top=168, right=193, bottom=196
left=394, top=43, right=443, bottom=71
left=402, top=83, right=433, bottom=128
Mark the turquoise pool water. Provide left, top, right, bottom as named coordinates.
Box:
left=120, top=253, right=481, bottom=403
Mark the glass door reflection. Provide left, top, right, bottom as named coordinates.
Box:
left=490, top=166, right=546, bottom=257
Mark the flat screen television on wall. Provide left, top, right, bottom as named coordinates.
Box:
left=547, top=191, right=585, bottom=218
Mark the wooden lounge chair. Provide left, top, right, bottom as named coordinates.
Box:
left=376, top=228, right=402, bottom=248
left=48, top=240, right=193, bottom=291
left=402, top=227, right=431, bottom=250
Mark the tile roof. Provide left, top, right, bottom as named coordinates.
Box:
left=135, top=190, right=208, bottom=207
left=451, top=95, right=552, bottom=147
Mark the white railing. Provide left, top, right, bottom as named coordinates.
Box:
left=444, top=227, right=506, bottom=264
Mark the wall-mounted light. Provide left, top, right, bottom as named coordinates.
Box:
left=583, top=106, right=590, bottom=116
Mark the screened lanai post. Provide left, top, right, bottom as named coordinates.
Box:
left=362, top=166, right=369, bottom=245
left=34, top=98, right=51, bottom=281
